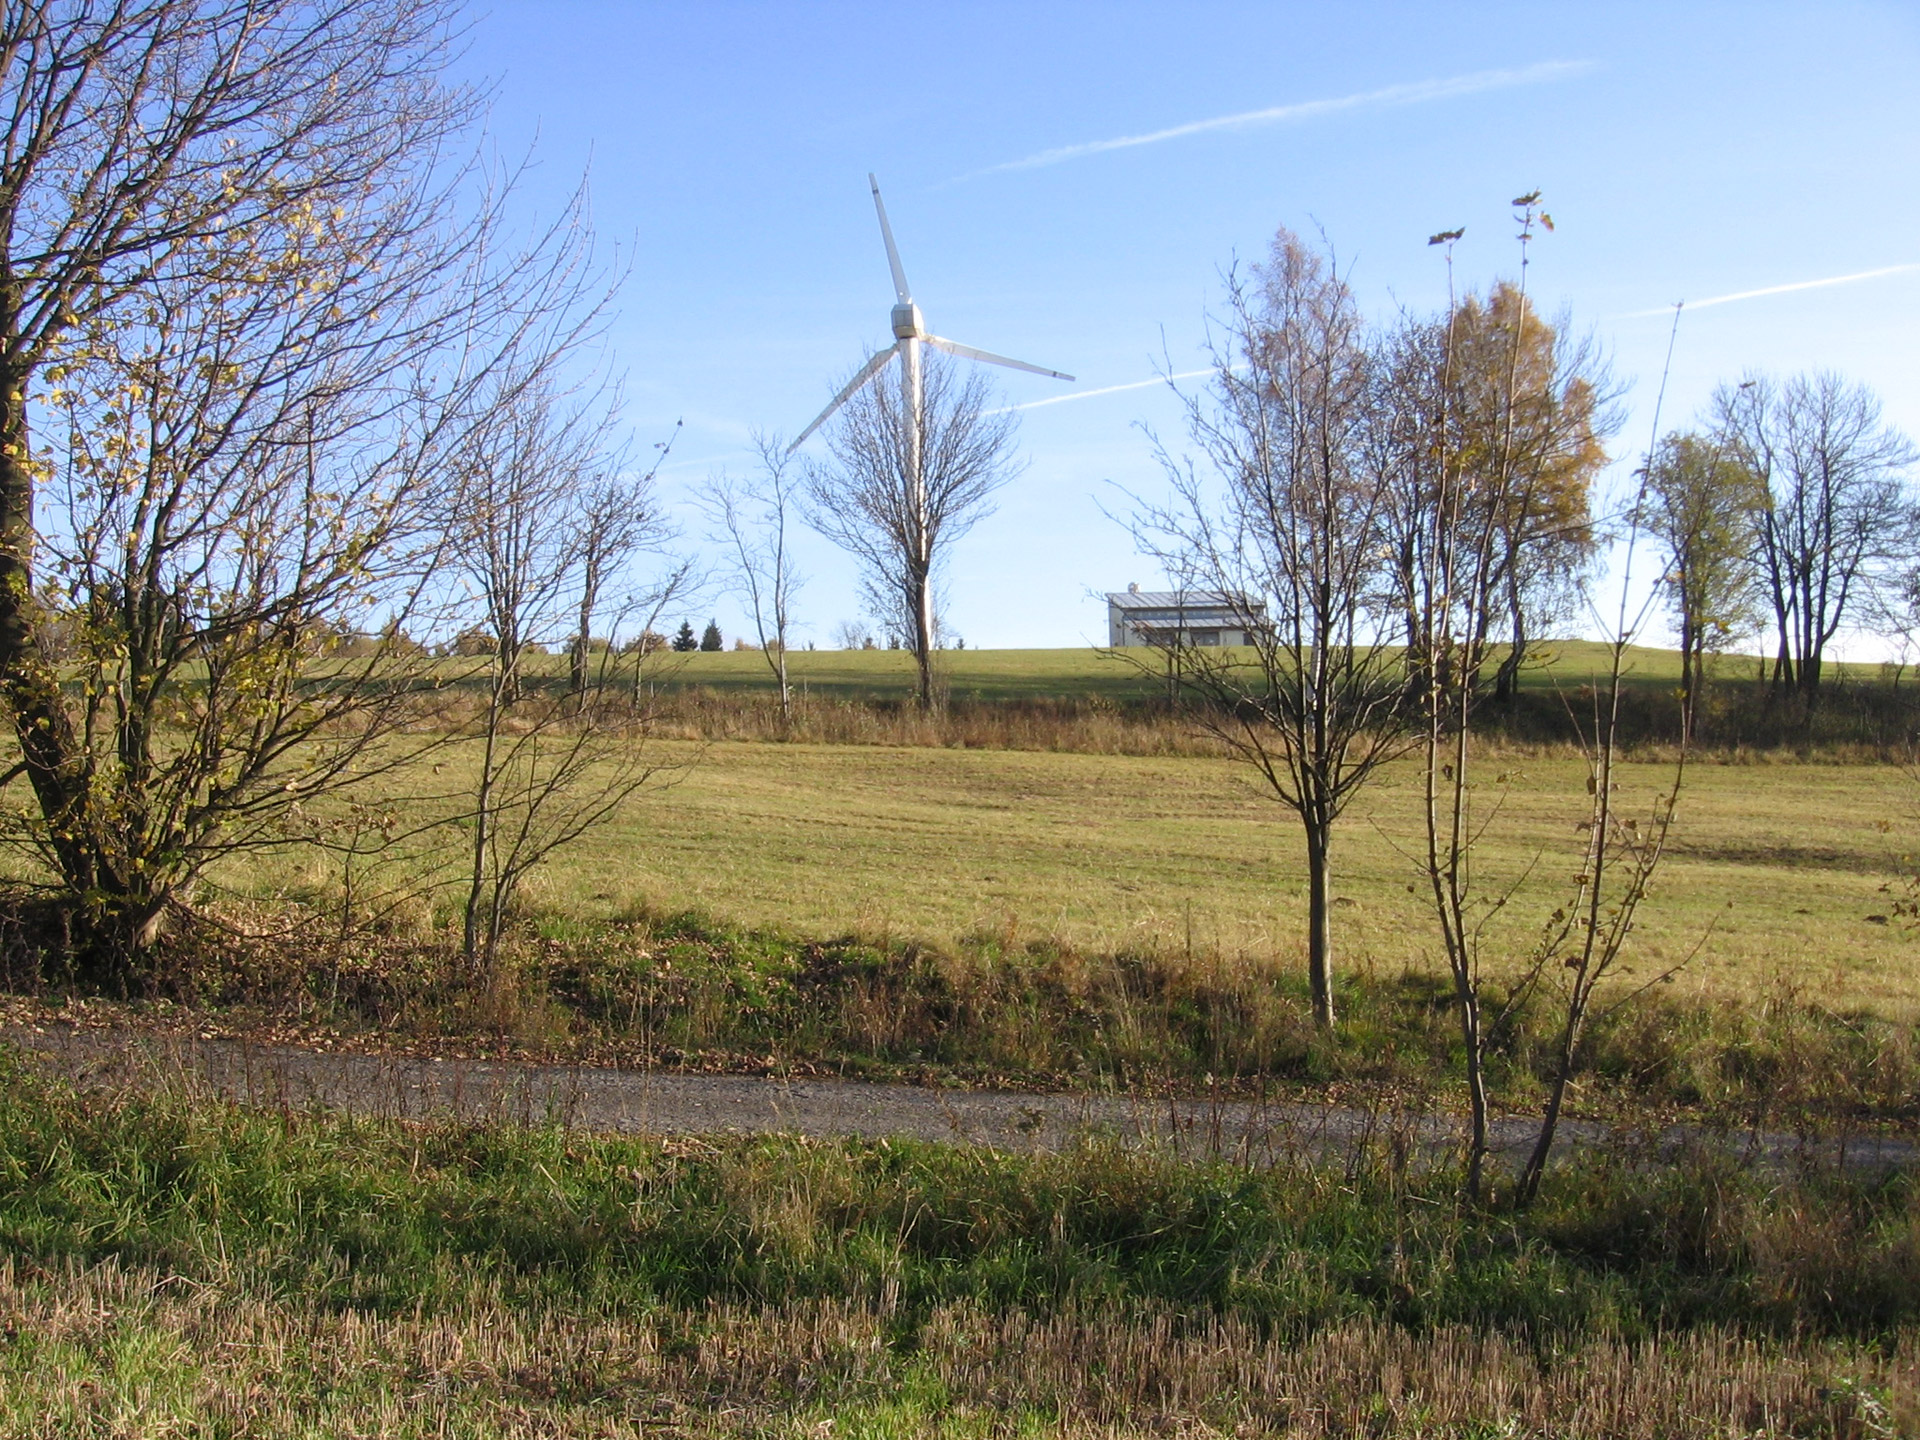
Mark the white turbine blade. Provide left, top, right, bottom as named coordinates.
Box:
left=788, top=344, right=899, bottom=452
left=869, top=173, right=911, bottom=303
left=924, top=334, right=1074, bottom=382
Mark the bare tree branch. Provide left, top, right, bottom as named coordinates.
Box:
left=1132, top=228, right=1413, bottom=1029
left=700, top=431, right=804, bottom=723
left=804, top=349, right=1020, bottom=711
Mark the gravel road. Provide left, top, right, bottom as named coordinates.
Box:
left=6, top=1022, right=1912, bottom=1172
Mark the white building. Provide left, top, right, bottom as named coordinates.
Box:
left=1106, top=585, right=1266, bottom=647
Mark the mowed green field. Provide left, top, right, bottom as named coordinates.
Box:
left=625, top=639, right=1701, bottom=700
left=434, top=737, right=1920, bottom=1017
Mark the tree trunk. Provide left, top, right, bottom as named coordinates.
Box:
left=501, top=640, right=524, bottom=707
left=1518, top=1006, right=1581, bottom=1205
left=1400, top=575, right=1429, bottom=714
left=570, top=630, right=588, bottom=699
left=0, top=351, right=122, bottom=945
left=911, top=567, right=936, bottom=713
left=1455, top=976, right=1490, bottom=1201
left=1304, top=814, right=1334, bottom=1028
left=1678, top=611, right=1697, bottom=743
left=1801, top=646, right=1823, bottom=701
left=0, top=368, right=185, bottom=972
left=464, top=672, right=504, bottom=966
left=569, top=632, right=588, bottom=699
left=1493, top=601, right=1526, bottom=703
left=1430, top=706, right=1490, bottom=1204
left=572, top=555, right=601, bottom=700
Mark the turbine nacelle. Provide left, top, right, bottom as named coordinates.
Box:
left=890, top=301, right=924, bottom=340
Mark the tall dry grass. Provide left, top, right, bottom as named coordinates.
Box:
left=0, top=1260, right=1909, bottom=1436
left=647, top=688, right=1231, bottom=756
left=628, top=672, right=1920, bottom=761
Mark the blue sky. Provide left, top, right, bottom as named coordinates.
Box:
left=455, top=1, right=1920, bottom=650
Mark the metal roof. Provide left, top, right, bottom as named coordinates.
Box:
left=1105, top=590, right=1264, bottom=612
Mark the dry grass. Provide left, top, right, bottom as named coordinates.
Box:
left=646, top=690, right=1230, bottom=756
left=0, top=1261, right=1910, bottom=1437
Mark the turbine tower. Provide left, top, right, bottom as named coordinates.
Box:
left=789, top=175, right=1072, bottom=667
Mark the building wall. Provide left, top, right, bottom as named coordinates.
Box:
left=1108, top=600, right=1251, bottom=648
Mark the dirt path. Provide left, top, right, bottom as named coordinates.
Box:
left=6, top=1022, right=1913, bottom=1172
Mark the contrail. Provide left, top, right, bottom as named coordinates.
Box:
left=657, top=449, right=753, bottom=476
left=968, top=61, right=1593, bottom=177
left=1616, top=264, right=1920, bottom=319
left=986, top=369, right=1218, bottom=415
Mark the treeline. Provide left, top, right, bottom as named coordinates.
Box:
left=1650, top=376, right=1917, bottom=719
left=1139, top=247, right=1914, bottom=737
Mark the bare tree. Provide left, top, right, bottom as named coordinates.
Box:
left=1715, top=372, right=1918, bottom=702
left=1515, top=308, right=1696, bottom=1205
left=805, top=350, right=1021, bottom=711
left=1870, top=565, right=1920, bottom=689
left=701, top=432, right=805, bottom=723
left=1516, top=676, right=1687, bottom=1206
left=448, top=365, right=658, bottom=970
left=570, top=422, right=678, bottom=702
left=1135, top=230, right=1411, bottom=1029
left=623, top=559, right=700, bottom=705
left=0, top=0, right=608, bottom=967
left=1404, top=207, right=1679, bottom=1205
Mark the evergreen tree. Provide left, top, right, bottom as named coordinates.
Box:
left=700, top=620, right=724, bottom=651
left=671, top=621, right=698, bottom=652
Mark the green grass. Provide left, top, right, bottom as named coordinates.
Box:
left=244, top=737, right=1920, bottom=1016
left=0, top=1056, right=1912, bottom=1435
left=638, top=643, right=1164, bottom=700
left=535, top=639, right=1684, bottom=709
left=621, top=640, right=1754, bottom=701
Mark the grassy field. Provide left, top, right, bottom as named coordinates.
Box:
left=163, top=723, right=1920, bottom=1120
left=8, top=653, right=1920, bottom=1432
left=0, top=1059, right=1912, bottom=1437
left=287, top=641, right=1916, bottom=1025
left=14, top=641, right=1920, bottom=1107
left=624, top=639, right=1709, bottom=701
left=639, top=642, right=1169, bottom=700
left=625, top=638, right=1866, bottom=696
left=337, top=739, right=1920, bottom=1017
left=0, top=641, right=1895, bottom=1112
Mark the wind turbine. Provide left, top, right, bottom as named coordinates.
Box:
left=788, top=174, right=1074, bottom=459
